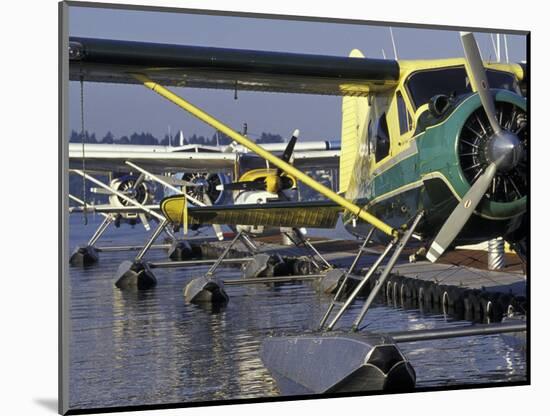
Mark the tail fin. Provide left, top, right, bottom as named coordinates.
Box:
left=339, top=49, right=371, bottom=194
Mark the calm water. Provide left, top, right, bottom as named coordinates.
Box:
left=67, top=215, right=527, bottom=410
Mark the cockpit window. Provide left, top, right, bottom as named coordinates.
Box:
left=486, top=69, right=519, bottom=92
left=406, top=66, right=519, bottom=109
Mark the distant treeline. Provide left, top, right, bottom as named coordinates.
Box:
left=69, top=130, right=285, bottom=146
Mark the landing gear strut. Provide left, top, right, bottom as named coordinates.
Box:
left=69, top=211, right=116, bottom=267
left=184, top=230, right=257, bottom=304
left=262, top=212, right=425, bottom=394
left=114, top=219, right=169, bottom=290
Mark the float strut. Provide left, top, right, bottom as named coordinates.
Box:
left=318, top=226, right=375, bottom=329
left=135, top=219, right=169, bottom=262
left=290, top=228, right=332, bottom=270
left=239, top=232, right=259, bottom=254
left=182, top=231, right=250, bottom=304
left=325, top=235, right=395, bottom=331
left=87, top=214, right=115, bottom=247
left=346, top=227, right=376, bottom=276
left=205, top=230, right=245, bottom=278
left=351, top=211, right=424, bottom=331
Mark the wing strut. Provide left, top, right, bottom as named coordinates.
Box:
left=132, top=73, right=398, bottom=238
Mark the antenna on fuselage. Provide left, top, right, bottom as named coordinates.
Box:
left=389, top=27, right=398, bottom=60
left=490, top=33, right=501, bottom=62
left=504, top=34, right=509, bottom=63
left=381, top=48, right=387, bottom=59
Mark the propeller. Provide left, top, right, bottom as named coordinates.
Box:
left=276, top=130, right=298, bottom=176
left=162, top=175, right=200, bottom=188
left=119, top=174, right=154, bottom=231
left=132, top=172, right=146, bottom=191
left=426, top=32, right=525, bottom=263
left=92, top=175, right=155, bottom=231
left=460, top=33, right=503, bottom=136
left=222, top=130, right=299, bottom=193
left=223, top=179, right=268, bottom=191
left=426, top=162, right=497, bottom=262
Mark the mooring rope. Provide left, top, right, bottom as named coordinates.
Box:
left=79, top=74, right=88, bottom=225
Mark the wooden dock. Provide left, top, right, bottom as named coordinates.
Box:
left=177, top=235, right=527, bottom=322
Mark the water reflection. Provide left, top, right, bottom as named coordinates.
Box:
left=68, top=216, right=526, bottom=410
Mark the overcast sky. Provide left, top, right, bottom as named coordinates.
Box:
left=68, top=5, right=527, bottom=142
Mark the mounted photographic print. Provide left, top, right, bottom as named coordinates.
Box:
left=59, top=1, right=529, bottom=414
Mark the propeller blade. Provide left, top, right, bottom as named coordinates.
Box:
left=428, top=32, right=514, bottom=262
left=276, top=129, right=300, bottom=176
left=133, top=173, right=146, bottom=190
left=460, top=32, right=502, bottom=135
left=426, top=162, right=497, bottom=262
left=163, top=176, right=200, bottom=187
left=202, top=194, right=224, bottom=241
left=223, top=181, right=266, bottom=191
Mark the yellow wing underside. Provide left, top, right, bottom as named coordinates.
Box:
left=161, top=196, right=342, bottom=229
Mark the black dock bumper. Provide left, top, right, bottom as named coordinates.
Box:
left=260, top=333, right=415, bottom=395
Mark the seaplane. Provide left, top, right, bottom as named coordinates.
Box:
left=68, top=127, right=340, bottom=265
left=67, top=31, right=527, bottom=395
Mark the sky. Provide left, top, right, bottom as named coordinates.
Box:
left=68, top=5, right=527, bottom=142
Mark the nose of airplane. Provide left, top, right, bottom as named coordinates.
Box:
left=486, top=130, right=524, bottom=172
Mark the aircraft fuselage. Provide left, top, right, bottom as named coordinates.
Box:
left=343, top=90, right=527, bottom=247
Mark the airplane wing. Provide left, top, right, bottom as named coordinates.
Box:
left=68, top=204, right=160, bottom=214
left=291, top=150, right=339, bottom=169
left=69, top=143, right=339, bottom=173
left=69, top=143, right=237, bottom=173
left=69, top=37, right=399, bottom=96
left=161, top=197, right=342, bottom=229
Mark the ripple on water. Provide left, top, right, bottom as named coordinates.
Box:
left=68, top=217, right=526, bottom=410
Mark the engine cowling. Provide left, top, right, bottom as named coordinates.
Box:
left=167, top=172, right=230, bottom=205
left=458, top=101, right=527, bottom=203
left=109, top=175, right=154, bottom=222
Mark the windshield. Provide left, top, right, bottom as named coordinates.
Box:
left=406, top=66, right=519, bottom=109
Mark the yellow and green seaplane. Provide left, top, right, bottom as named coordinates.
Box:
left=69, top=31, right=527, bottom=394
